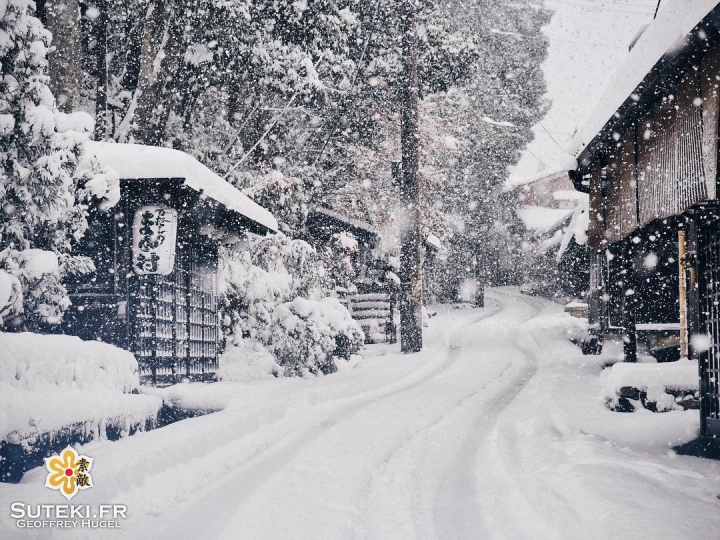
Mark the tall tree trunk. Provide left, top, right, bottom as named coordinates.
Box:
left=94, top=0, right=110, bottom=140
left=131, top=0, right=186, bottom=145
left=399, top=0, right=423, bottom=353
left=43, top=0, right=82, bottom=112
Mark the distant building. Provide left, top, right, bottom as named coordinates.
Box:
left=513, top=170, right=590, bottom=298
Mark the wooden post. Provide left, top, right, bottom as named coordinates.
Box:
left=398, top=0, right=422, bottom=353
left=685, top=214, right=701, bottom=360
left=622, top=241, right=637, bottom=362
left=678, top=229, right=689, bottom=358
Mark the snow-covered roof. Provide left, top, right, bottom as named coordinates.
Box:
left=566, top=0, right=718, bottom=160
left=311, top=207, right=377, bottom=235
left=87, top=142, right=278, bottom=233
left=516, top=206, right=573, bottom=234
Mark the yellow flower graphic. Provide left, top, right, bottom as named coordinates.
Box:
left=44, top=446, right=93, bottom=500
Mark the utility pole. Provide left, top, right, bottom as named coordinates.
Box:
left=399, top=0, right=423, bottom=353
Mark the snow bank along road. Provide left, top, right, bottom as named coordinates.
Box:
left=2, top=288, right=719, bottom=539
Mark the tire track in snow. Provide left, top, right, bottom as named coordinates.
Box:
left=431, top=288, right=548, bottom=540
left=132, top=302, right=502, bottom=540
left=303, top=289, right=547, bottom=540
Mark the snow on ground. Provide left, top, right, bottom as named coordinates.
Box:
left=1, top=288, right=718, bottom=539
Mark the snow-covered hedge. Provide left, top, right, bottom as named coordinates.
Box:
left=0, top=332, right=161, bottom=444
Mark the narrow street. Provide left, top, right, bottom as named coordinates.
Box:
left=150, top=289, right=545, bottom=540
left=5, top=288, right=717, bottom=540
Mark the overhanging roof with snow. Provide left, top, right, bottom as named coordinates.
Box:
left=306, top=207, right=378, bottom=243
left=567, top=0, right=720, bottom=182
left=88, top=142, right=278, bottom=234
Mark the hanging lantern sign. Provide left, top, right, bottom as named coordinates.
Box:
left=132, top=205, right=178, bottom=275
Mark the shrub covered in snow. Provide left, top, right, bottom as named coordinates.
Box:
left=216, top=338, right=281, bottom=381
left=264, top=297, right=364, bottom=376
left=322, top=232, right=359, bottom=291
left=218, top=233, right=364, bottom=377
left=0, top=269, right=22, bottom=324
left=0, top=1, right=118, bottom=330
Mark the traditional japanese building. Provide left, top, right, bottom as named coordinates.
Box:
left=305, top=206, right=381, bottom=289
left=566, top=0, right=720, bottom=439
left=63, top=143, right=278, bottom=385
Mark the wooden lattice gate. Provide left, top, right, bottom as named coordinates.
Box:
left=696, top=208, right=720, bottom=438
left=130, top=227, right=219, bottom=385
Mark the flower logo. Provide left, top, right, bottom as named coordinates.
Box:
left=44, top=446, right=93, bottom=500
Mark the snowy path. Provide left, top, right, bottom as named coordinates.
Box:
left=2, top=288, right=719, bottom=539
left=152, top=289, right=541, bottom=540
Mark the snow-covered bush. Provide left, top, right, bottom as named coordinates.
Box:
left=250, top=232, right=325, bottom=298
left=216, top=339, right=281, bottom=381
left=265, top=297, right=364, bottom=376
left=0, top=269, right=22, bottom=324
left=218, top=234, right=364, bottom=377
left=0, top=332, right=140, bottom=393
left=0, top=1, right=118, bottom=330
left=218, top=247, right=293, bottom=343
left=322, top=232, right=359, bottom=291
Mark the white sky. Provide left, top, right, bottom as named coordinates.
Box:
left=510, top=0, right=661, bottom=181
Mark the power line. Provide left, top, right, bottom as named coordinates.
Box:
left=654, top=0, right=662, bottom=19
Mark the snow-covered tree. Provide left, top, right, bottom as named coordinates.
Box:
left=434, top=0, right=552, bottom=294
left=0, top=0, right=117, bottom=329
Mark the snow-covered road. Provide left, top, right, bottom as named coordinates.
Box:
left=2, top=288, right=719, bottom=539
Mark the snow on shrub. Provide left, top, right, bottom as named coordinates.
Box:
left=266, top=297, right=364, bottom=376
left=0, top=332, right=139, bottom=392
left=322, top=232, right=359, bottom=291
left=0, top=269, right=23, bottom=324
left=216, top=338, right=281, bottom=381
left=0, top=332, right=160, bottom=443
left=218, top=235, right=364, bottom=377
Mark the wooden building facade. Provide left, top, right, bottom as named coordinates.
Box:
left=63, top=143, right=277, bottom=385
left=567, top=2, right=720, bottom=438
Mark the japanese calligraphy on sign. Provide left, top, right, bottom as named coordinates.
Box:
left=132, top=205, right=178, bottom=275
